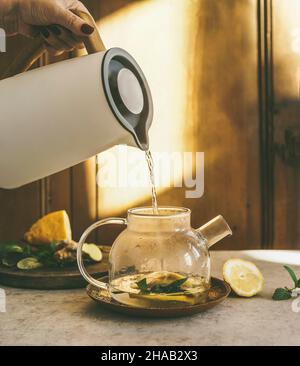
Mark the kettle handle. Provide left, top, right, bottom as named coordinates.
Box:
left=77, top=218, right=127, bottom=290
left=71, top=9, right=106, bottom=54
left=1, top=9, right=106, bottom=79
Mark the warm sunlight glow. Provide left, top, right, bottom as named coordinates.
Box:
left=274, top=0, right=300, bottom=98
left=96, top=0, right=191, bottom=216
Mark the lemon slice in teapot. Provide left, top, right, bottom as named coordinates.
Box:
left=129, top=292, right=203, bottom=305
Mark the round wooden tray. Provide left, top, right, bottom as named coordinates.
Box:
left=87, top=276, right=231, bottom=318
left=0, top=246, right=110, bottom=290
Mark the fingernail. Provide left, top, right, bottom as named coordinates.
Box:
left=48, top=25, right=61, bottom=36
left=40, top=27, right=50, bottom=38
left=81, top=23, right=94, bottom=35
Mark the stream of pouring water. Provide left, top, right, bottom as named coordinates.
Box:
left=145, top=150, right=158, bottom=214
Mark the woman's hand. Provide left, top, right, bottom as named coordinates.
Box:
left=0, top=0, right=95, bottom=55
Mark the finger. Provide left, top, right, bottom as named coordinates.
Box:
left=47, top=25, right=84, bottom=50
left=18, top=23, right=39, bottom=38
left=45, top=45, right=65, bottom=57
left=46, top=26, right=73, bottom=51
left=40, top=26, right=73, bottom=52
left=52, top=3, right=94, bottom=37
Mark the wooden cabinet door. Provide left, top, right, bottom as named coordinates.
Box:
left=272, top=0, right=300, bottom=248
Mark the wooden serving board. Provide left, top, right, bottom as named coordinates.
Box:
left=0, top=246, right=110, bottom=290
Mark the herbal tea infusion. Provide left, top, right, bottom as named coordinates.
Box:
left=77, top=207, right=232, bottom=308
left=111, top=271, right=210, bottom=308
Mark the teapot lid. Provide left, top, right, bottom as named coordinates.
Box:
left=102, top=48, right=153, bottom=150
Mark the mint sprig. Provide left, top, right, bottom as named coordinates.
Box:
left=273, top=265, right=300, bottom=301
left=0, top=241, right=64, bottom=269
left=136, top=277, right=188, bottom=295
left=272, top=288, right=292, bottom=300
left=136, top=278, right=150, bottom=294
left=283, top=265, right=298, bottom=287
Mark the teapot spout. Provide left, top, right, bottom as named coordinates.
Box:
left=196, top=215, right=232, bottom=249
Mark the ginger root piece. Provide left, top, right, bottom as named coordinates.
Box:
left=54, top=240, right=77, bottom=263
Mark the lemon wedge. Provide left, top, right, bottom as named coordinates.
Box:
left=24, top=210, right=72, bottom=245
left=223, top=258, right=264, bottom=297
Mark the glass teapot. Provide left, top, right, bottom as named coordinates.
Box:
left=77, top=207, right=232, bottom=308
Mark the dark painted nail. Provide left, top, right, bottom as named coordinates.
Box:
left=48, top=25, right=61, bottom=36
left=81, top=23, right=94, bottom=35
left=40, top=27, right=50, bottom=38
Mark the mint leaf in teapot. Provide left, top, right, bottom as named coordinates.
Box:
left=136, top=278, right=150, bottom=294
left=272, top=287, right=292, bottom=300
left=136, top=276, right=188, bottom=294
left=151, top=277, right=188, bottom=294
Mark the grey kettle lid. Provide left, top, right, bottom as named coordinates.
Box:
left=101, top=47, right=153, bottom=151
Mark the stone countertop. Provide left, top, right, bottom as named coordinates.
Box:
left=0, top=250, right=300, bottom=346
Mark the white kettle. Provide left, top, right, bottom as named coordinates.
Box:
left=0, top=11, right=153, bottom=189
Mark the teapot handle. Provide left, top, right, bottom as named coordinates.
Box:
left=77, top=218, right=127, bottom=290
left=1, top=9, right=106, bottom=79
